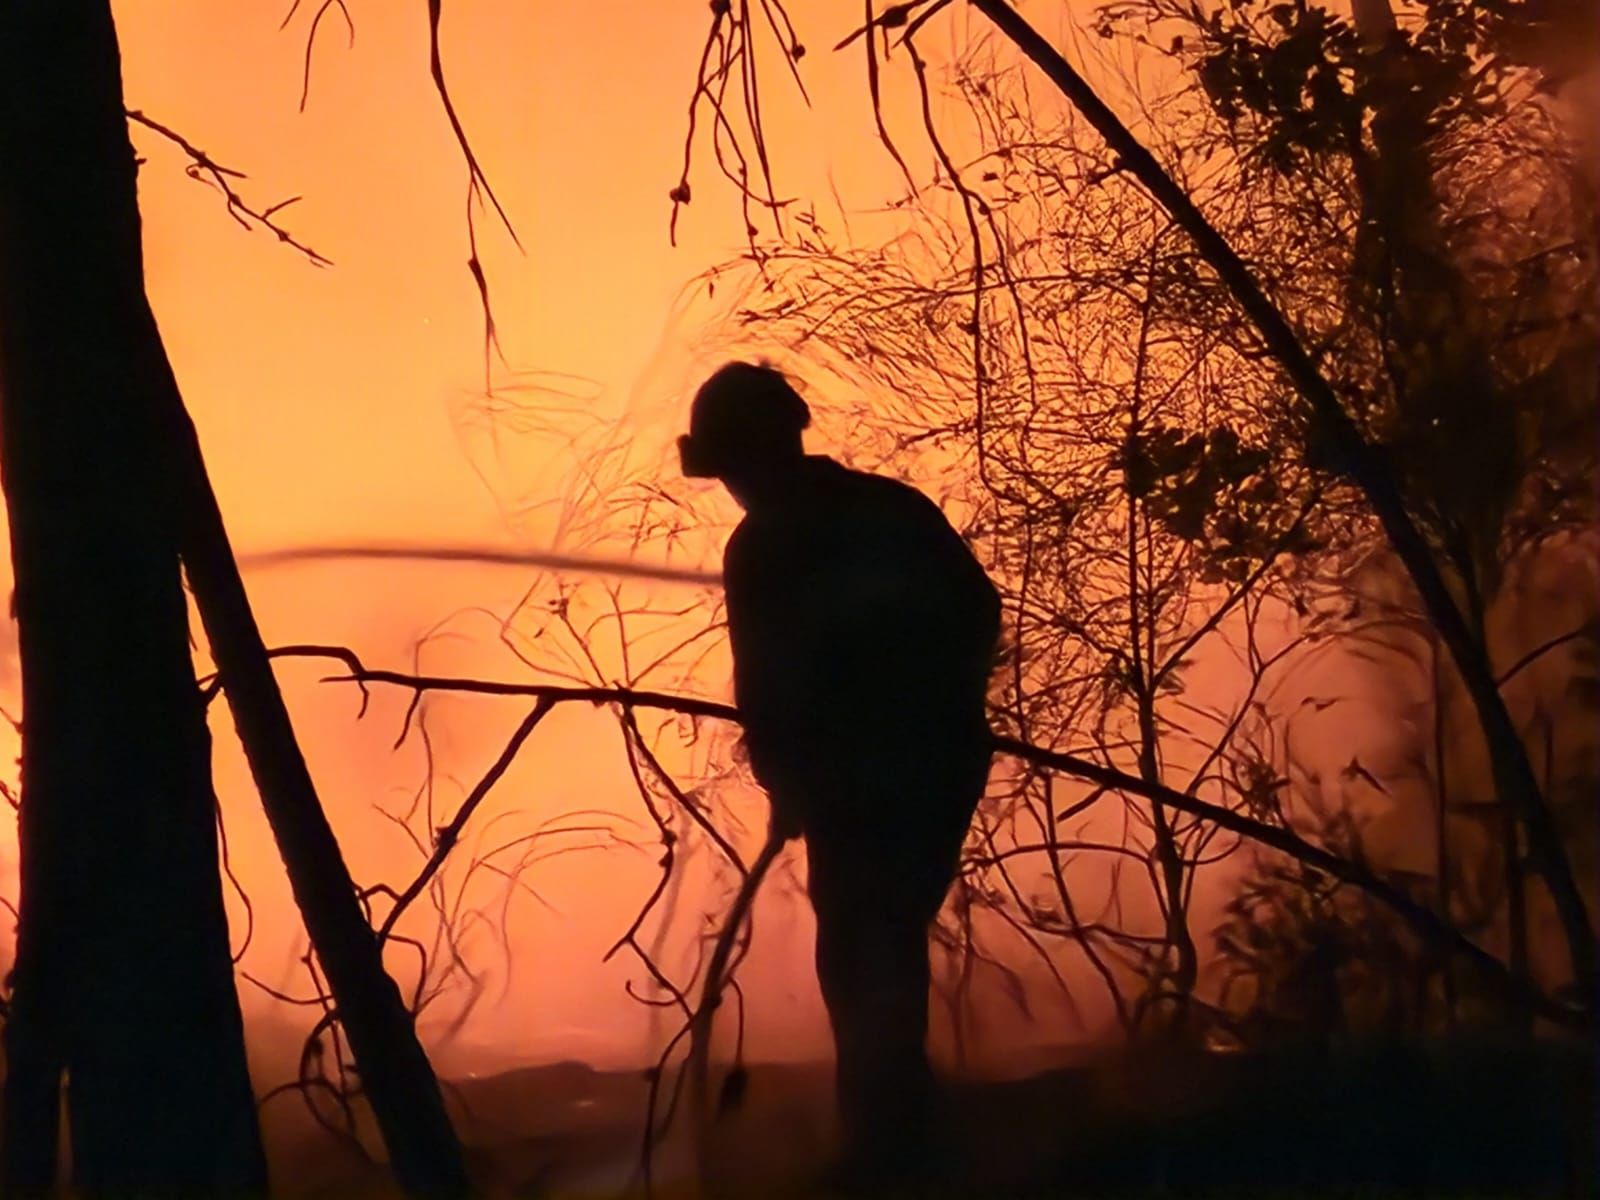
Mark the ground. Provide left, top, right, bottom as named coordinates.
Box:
left=265, top=1038, right=1595, bottom=1198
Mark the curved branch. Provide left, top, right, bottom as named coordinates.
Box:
left=425, top=0, right=519, bottom=248
left=235, top=541, right=720, bottom=587
left=1496, top=622, right=1597, bottom=687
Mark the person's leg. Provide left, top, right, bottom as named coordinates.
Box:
left=808, top=840, right=939, bottom=1179
left=806, top=740, right=990, bottom=1183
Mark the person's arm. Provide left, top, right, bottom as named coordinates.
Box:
left=723, top=525, right=812, bottom=834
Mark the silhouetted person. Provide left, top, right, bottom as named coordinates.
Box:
left=679, top=362, right=999, bottom=1182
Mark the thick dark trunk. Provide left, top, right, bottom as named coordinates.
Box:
left=121, top=115, right=471, bottom=1200
left=0, top=3, right=469, bottom=1195
left=0, top=4, right=266, bottom=1194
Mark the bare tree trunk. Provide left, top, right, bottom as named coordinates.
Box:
left=1354, top=0, right=1549, bottom=1030
left=1123, top=262, right=1197, bottom=1026
left=155, top=309, right=471, bottom=1199
left=1139, top=699, right=1198, bottom=1021
left=1, top=5, right=469, bottom=1194
left=0, top=5, right=266, bottom=1193
left=1431, top=636, right=1459, bottom=1027
left=967, top=0, right=1596, bottom=1018
left=126, top=27, right=470, bottom=1200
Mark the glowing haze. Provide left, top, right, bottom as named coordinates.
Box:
left=0, top=1, right=1118, bottom=1084
left=7, top=0, right=1471, bottom=1087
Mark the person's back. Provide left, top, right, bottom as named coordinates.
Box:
left=722, top=455, right=997, bottom=833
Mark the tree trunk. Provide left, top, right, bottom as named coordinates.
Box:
left=1139, top=698, right=1198, bottom=1023
left=0, top=3, right=469, bottom=1194
left=137, top=107, right=473, bottom=1200
left=159, top=340, right=472, bottom=1200
left=0, top=4, right=266, bottom=1193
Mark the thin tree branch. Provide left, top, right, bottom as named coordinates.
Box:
left=287, top=649, right=1585, bottom=1029
left=126, top=109, right=331, bottom=265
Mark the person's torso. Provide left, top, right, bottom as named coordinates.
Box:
left=725, top=458, right=994, bottom=747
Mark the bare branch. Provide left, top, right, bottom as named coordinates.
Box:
left=126, top=109, right=332, bottom=265
left=278, top=647, right=1584, bottom=1029
left=424, top=0, right=520, bottom=249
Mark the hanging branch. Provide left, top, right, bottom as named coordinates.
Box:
left=278, top=0, right=355, bottom=110
left=424, top=0, right=519, bottom=248
left=671, top=0, right=802, bottom=248
left=281, top=1, right=521, bottom=381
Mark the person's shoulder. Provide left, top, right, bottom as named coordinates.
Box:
left=807, top=456, right=944, bottom=519
left=721, top=519, right=768, bottom=608
left=723, top=510, right=791, bottom=578
left=723, top=514, right=759, bottom=561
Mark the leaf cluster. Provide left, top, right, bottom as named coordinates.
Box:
left=1104, top=0, right=1559, bottom=179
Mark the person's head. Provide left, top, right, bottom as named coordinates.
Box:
left=678, top=361, right=810, bottom=508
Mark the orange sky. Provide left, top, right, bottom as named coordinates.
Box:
left=2, top=0, right=1492, bottom=1085
left=1, top=0, right=1585, bottom=1096
left=0, top=1, right=1590, bottom=1105
left=0, top=1, right=1192, bottom=1080
left=0, top=1, right=1094, bottom=1076
left=114, top=0, right=909, bottom=1076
